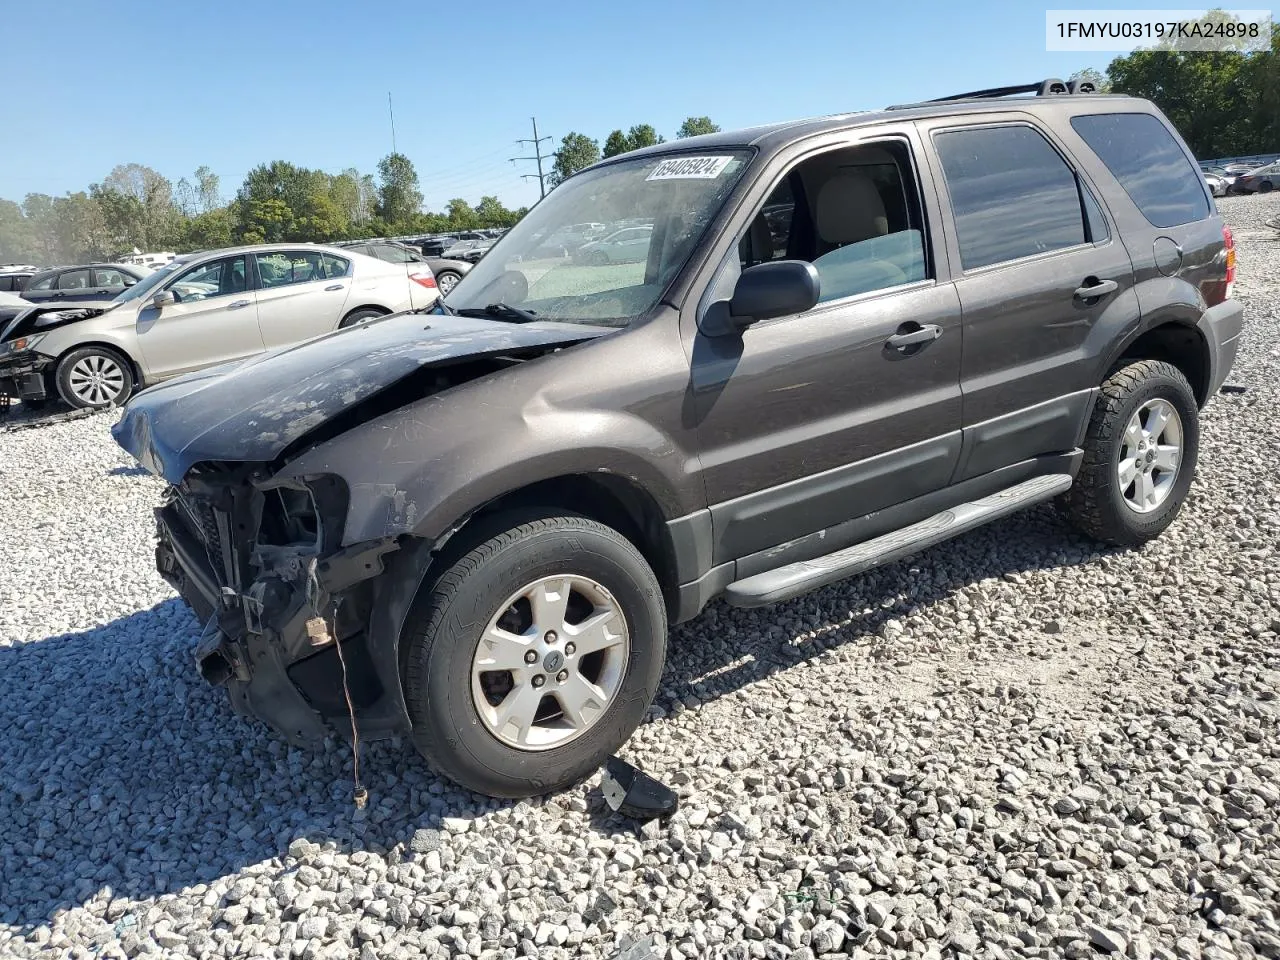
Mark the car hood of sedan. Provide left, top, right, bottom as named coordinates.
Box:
left=112, top=310, right=612, bottom=483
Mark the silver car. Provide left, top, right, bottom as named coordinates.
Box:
left=0, top=243, right=434, bottom=409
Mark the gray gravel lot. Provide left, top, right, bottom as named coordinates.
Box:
left=2, top=196, right=1278, bottom=960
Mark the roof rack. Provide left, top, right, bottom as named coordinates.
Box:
left=886, top=78, right=1098, bottom=111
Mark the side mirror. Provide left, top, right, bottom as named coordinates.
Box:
left=702, top=260, right=821, bottom=337
left=151, top=290, right=176, bottom=310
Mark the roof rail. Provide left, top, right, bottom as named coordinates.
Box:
left=886, top=78, right=1098, bottom=111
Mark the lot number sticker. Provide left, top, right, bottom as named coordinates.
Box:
left=646, top=156, right=734, bottom=181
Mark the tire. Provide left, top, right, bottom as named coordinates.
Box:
left=1060, top=360, right=1199, bottom=546
left=401, top=513, right=667, bottom=798
left=55, top=346, right=135, bottom=409
left=435, top=271, right=462, bottom=295
left=339, top=308, right=386, bottom=329
left=1259, top=180, right=1274, bottom=193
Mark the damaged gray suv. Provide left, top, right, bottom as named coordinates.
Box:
left=115, top=80, right=1243, bottom=798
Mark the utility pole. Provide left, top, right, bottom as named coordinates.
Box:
left=387, top=92, right=397, bottom=154
left=511, top=117, right=553, bottom=200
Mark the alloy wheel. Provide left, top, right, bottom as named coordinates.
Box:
left=68, top=354, right=127, bottom=406
left=471, top=574, right=629, bottom=751
left=1118, top=398, right=1183, bottom=513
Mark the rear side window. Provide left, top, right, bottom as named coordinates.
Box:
left=935, top=125, right=1086, bottom=270
left=1070, top=113, right=1210, bottom=228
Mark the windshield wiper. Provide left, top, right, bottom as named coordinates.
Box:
left=455, top=302, right=540, bottom=324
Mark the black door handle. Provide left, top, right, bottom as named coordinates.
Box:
left=886, top=323, right=943, bottom=351
left=1073, top=277, right=1118, bottom=300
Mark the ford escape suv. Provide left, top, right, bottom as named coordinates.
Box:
left=114, top=79, right=1242, bottom=798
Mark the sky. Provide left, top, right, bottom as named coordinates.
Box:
left=3, top=0, right=1115, bottom=213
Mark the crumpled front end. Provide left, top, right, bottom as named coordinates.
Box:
left=155, top=462, right=411, bottom=743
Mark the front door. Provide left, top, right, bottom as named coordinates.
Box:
left=135, top=254, right=262, bottom=380
left=922, top=117, right=1137, bottom=481
left=689, top=135, right=964, bottom=563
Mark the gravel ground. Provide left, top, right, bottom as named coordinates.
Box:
left=2, top=196, right=1278, bottom=960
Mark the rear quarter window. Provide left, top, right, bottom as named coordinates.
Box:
left=1070, top=113, right=1210, bottom=228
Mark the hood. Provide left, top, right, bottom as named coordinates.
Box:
left=112, top=310, right=612, bottom=483
left=1, top=302, right=120, bottom=342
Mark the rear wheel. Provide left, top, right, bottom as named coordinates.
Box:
left=1060, top=360, right=1199, bottom=546
left=401, top=514, right=667, bottom=798
left=55, top=346, right=134, bottom=409
left=1259, top=180, right=1274, bottom=193
left=339, top=308, right=386, bottom=329
left=435, top=270, right=462, bottom=295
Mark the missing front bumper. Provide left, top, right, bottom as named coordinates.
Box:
left=155, top=480, right=407, bottom=746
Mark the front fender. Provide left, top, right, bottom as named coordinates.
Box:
left=273, top=354, right=700, bottom=547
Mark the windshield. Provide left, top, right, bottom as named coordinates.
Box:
left=445, top=150, right=750, bottom=327
left=113, top=259, right=186, bottom=304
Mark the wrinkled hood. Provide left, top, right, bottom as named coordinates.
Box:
left=1, top=301, right=119, bottom=341
left=112, top=311, right=611, bottom=483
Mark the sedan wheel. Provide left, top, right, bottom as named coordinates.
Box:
left=56, top=347, right=135, bottom=409
left=436, top=270, right=461, bottom=295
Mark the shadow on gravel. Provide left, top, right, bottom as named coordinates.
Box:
left=0, top=506, right=1110, bottom=930
left=658, top=504, right=1113, bottom=710
left=108, top=465, right=150, bottom=477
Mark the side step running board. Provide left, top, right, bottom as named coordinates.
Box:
left=723, top=473, right=1073, bottom=608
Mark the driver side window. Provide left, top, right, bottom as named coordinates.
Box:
left=168, top=256, right=247, bottom=303
left=735, top=140, right=931, bottom=305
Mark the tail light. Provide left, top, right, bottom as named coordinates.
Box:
left=1224, top=225, right=1236, bottom=297
left=410, top=272, right=438, bottom=290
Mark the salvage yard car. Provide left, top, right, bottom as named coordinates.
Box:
left=0, top=243, right=435, bottom=409
left=113, top=80, right=1242, bottom=799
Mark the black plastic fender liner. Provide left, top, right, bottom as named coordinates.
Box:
left=360, top=535, right=440, bottom=738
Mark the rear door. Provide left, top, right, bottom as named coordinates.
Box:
left=135, top=254, right=262, bottom=379
left=920, top=115, right=1136, bottom=482
left=253, top=250, right=351, bottom=348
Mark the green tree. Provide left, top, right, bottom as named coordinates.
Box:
left=603, top=130, right=630, bottom=158
left=376, top=152, right=423, bottom=227
left=677, top=116, right=720, bottom=138
left=234, top=161, right=349, bottom=242
left=550, top=132, right=601, bottom=185
left=177, top=207, right=234, bottom=251
left=625, top=124, right=663, bottom=150
left=195, top=165, right=220, bottom=213
left=101, top=163, right=177, bottom=249
left=475, top=195, right=516, bottom=227
left=0, top=199, right=36, bottom=261
left=446, top=198, right=478, bottom=230
left=1067, top=68, right=1111, bottom=93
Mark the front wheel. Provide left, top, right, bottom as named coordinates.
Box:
left=1060, top=359, right=1199, bottom=546
left=401, top=514, right=667, bottom=798
left=55, top=346, right=135, bottom=409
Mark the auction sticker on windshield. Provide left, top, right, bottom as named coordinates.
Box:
left=646, top=156, right=735, bottom=181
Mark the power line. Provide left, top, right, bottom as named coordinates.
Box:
left=511, top=117, right=553, bottom=200
left=387, top=92, right=397, bottom=155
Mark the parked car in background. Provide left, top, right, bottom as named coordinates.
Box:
left=1222, top=162, right=1261, bottom=176
left=440, top=237, right=494, bottom=263
left=335, top=240, right=471, bottom=295
left=0, top=243, right=432, bottom=410
left=1231, top=161, right=1279, bottom=194
left=21, top=263, right=149, bottom=305
left=573, top=225, right=654, bottom=264
left=0, top=266, right=38, bottom=293
left=119, top=251, right=178, bottom=269
left=1204, top=171, right=1230, bottom=197
left=417, top=236, right=457, bottom=257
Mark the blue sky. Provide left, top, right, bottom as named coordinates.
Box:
left=4, top=0, right=1114, bottom=212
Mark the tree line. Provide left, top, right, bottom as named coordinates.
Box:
left=0, top=153, right=528, bottom=266
left=550, top=116, right=721, bottom=186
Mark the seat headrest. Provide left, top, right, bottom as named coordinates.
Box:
left=815, top=173, right=888, bottom=246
